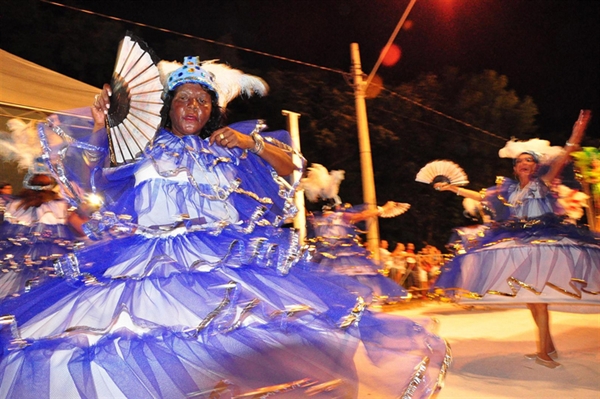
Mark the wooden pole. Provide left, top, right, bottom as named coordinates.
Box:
left=282, top=110, right=307, bottom=242
left=350, top=43, right=380, bottom=260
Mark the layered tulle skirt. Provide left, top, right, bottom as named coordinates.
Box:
left=432, top=216, right=600, bottom=306
left=1, top=226, right=450, bottom=398
left=0, top=222, right=77, bottom=301
left=308, top=239, right=409, bottom=304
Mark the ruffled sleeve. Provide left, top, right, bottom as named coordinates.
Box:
left=38, top=113, right=303, bottom=237
left=481, top=177, right=514, bottom=222
left=37, top=107, right=111, bottom=207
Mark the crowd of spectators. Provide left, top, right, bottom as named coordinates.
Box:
left=381, top=241, right=447, bottom=297
left=307, top=214, right=449, bottom=299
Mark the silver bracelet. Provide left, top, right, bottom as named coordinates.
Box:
left=250, top=132, right=265, bottom=154
left=565, top=141, right=576, bottom=147
left=456, top=188, right=461, bottom=196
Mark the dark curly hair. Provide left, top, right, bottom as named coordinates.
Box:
left=15, top=175, right=59, bottom=211
left=160, top=86, right=223, bottom=139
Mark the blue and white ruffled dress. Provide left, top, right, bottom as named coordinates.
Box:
left=433, top=177, right=600, bottom=307
left=0, top=199, right=78, bottom=301
left=307, top=210, right=409, bottom=304
left=0, top=111, right=450, bottom=398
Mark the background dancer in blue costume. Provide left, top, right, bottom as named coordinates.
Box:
left=0, top=119, right=86, bottom=301
left=0, top=182, right=14, bottom=216
left=0, top=49, right=450, bottom=397
left=432, top=110, right=599, bottom=369
left=0, top=171, right=82, bottom=301
left=300, top=163, right=410, bottom=305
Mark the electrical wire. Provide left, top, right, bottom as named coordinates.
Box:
left=40, top=0, right=510, bottom=143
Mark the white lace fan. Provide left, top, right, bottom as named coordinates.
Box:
left=415, top=160, right=469, bottom=186
left=378, top=201, right=411, bottom=218
left=107, top=32, right=163, bottom=165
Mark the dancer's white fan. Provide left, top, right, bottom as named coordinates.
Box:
left=415, top=160, right=469, bottom=186
left=107, top=32, right=163, bottom=165
left=378, top=201, right=411, bottom=218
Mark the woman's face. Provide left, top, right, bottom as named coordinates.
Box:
left=169, top=83, right=213, bottom=137
left=513, top=153, right=538, bottom=181
left=393, top=243, right=405, bottom=255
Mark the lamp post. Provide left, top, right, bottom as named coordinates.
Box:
left=350, top=0, right=418, bottom=261
left=350, top=43, right=380, bottom=260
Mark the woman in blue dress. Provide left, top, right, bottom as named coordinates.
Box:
left=432, top=110, right=599, bottom=369
left=0, top=56, right=450, bottom=398
left=300, top=163, right=410, bottom=305
left=0, top=120, right=87, bottom=301
left=307, top=202, right=410, bottom=305
left=0, top=170, right=83, bottom=301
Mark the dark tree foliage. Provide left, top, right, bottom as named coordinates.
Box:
left=233, top=67, right=539, bottom=251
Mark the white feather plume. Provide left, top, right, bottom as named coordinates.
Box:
left=0, top=118, right=42, bottom=171
left=157, top=59, right=268, bottom=108
left=202, top=61, right=269, bottom=108
left=462, top=198, right=482, bottom=217
left=462, top=198, right=492, bottom=223
left=157, top=60, right=181, bottom=88
left=299, top=164, right=345, bottom=204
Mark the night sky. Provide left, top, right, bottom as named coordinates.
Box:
left=2, top=0, right=599, bottom=137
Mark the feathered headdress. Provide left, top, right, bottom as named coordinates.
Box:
left=158, top=57, right=269, bottom=108
left=299, top=164, right=345, bottom=204
left=0, top=118, right=55, bottom=190
left=0, top=118, right=42, bottom=171
left=498, top=138, right=564, bottom=164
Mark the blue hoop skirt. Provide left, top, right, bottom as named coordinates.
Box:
left=307, top=211, right=408, bottom=304
left=432, top=179, right=600, bottom=307
left=0, top=111, right=450, bottom=398
left=0, top=201, right=78, bottom=301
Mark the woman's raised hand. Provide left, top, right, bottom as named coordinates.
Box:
left=568, top=109, right=592, bottom=147
left=434, top=182, right=453, bottom=192
left=91, top=84, right=112, bottom=131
